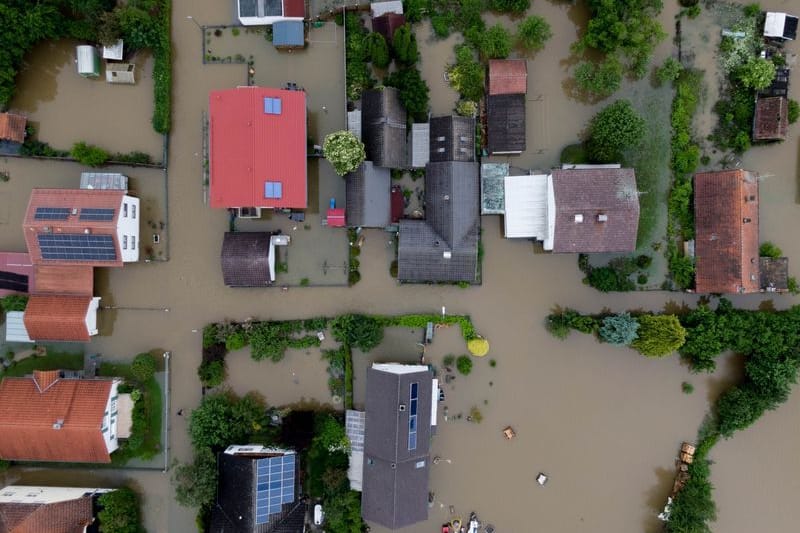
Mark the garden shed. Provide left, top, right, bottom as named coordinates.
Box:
left=764, top=12, right=798, bottom=40
left=105, top=63, right=135, bottom=84
left=273, top=20, right=305, bottom=49
left=0, top=112, right=26, bottom=154
left=753, top=96, right=788, bottom=141
left=760, top=257, right=789, bottom=292
left=487, top=94, right=526, bottom=155
left=76, top=45, right=100, bottom=78
left=429, top=115, right=475, bottom=163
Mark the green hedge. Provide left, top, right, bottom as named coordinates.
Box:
left=151, top=0, right=172, bottom=133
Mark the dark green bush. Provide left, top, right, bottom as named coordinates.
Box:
left=131, top=352, right=157, bottom=382
left=331, top=314, right=384, bottom=352
left=788, top=99, right=799, bottom=124
left=71, top=142, right=110, bottom=167
left=586, top=100, right=645, bottom=163
left=198, top=359, right=226, bottom=387
left=0, top=295, right=28, bottom=312
left=456, top=355, right=473, bottom=375
left=759, top=241, right=783, bottom=259
left=225, top=331, right=247, bottom=351
left=384, top=68, right=430, bottom=122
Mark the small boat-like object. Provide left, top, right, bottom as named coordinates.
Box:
left=537, top=472, right=549, bottom=486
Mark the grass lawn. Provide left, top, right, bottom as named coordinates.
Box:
left=3, top=351, right=83, bottom=377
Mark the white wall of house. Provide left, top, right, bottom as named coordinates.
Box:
left=117, top=195, right=140, bottom=262
left=101, top=380, right=121, bottom=454
left=0, top=486, right=113, bottom=504
left=85, top=297, right=101, bottom=337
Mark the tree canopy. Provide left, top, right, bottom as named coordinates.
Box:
left=330, top=314, right=384, bottom=352
left=384, top=68, right=430, bottom=122
left=323, top=131, right=366, bottom=176
left=365, top=31, right=390, bottom=69
left=97, top=487, right=143, bottom=533
left=447, top=45, right=485, bottom=102
left=131, top=352, right=157, bottom=382
left=736, top=57, right=776, bottom=90
left=517, top=15, right=552, bottom=52
left=599, top=313, right=639, bottom=345
left=631, top=314, right=686, bottom=357
left=586, top=99, right=645, bottom=163
left=392, top=24, right=419, bottom=66
left=188, top=390, right=267, bottom=449
left=478, top=24, right=512, bottom=60
left=574, top=58, right=623, bottom=100
left=172, top=447, right=218, bottom=508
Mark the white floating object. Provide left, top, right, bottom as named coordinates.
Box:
left=536, top=473, right=549, bottom=486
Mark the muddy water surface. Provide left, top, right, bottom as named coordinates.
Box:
left=2, top=1, right=800, bottom=532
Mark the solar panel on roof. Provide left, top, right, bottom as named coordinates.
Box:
left=37, top=233, right=117, bottom=261
left=254, top=454, right=295, bottom=524
left=79, top=208, right=115, bottom=221
left=34, top=207, right=70, bottom=220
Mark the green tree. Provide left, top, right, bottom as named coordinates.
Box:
left=225, top=331, right=247, bottom=351
left=330, top=314, right=384, bottom=352
left=172, top=447, right=218, bottom=508
left=392, top=24, right=419, bottom=66
left=0, top=295, right=28, bottom=312
left=586, top=99, right=646, bottom=163
left=71, top=141, right=110, bottom=167
left=456, top=355, right=473, bottom=375
left=323, top=490, right=364, bottom=532
left=314, top=413, right=350, bottom=452
left=365, top=32, right=390, bottom=69
left=656, top=57, right=683, bottom=84
left=130, top=352, right=157, bottom=382
left=631, top=314, right=687, bottom=357
left=197, top=359, right=226, bottom=387
left=478, top=24, right=512, bottom=59
left=736, top=57, right=776, bottom=90
left=599, top=313, right=640, bottom=345
left=189, top=390, right=266, bottom=449
left=491, top=0, right=530, bottom=14
left=116, top=4, right=161, bottom=51
left=384, top=68, right=430, bottom=121
left=574, top=57, right=623, bottom=99
left=455, top=100, right=478, bottom=117
left=97, top=487, right=142, bottom=533
left=517, top=15, right=552, bottom=52
left=788, top=99, right=799, bottom=124
left=447, top=45, right=485, bottom=101
left=759, top=242, right=783, bottom=259
left=323, top=131, right=366, bottom=176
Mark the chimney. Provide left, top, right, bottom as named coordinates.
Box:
left=443, top=251, right=452, bottom=259
left=52, top=419, right=64, bottom=430
left=574, top=214, right=584, bottom=223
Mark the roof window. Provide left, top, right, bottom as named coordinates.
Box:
left=264, top=181, right=283, bottom=199
left=263, top=97, right=282, bottom=115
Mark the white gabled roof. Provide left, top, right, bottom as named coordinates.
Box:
left=503, top=174, right=549, bottom=239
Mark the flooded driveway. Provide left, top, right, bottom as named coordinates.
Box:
left=1, top=1, right=800, bottom=532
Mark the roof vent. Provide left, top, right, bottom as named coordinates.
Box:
left=443, top=195, right=450, bottom=201
left=52, top=419, right=64, bottom=430
left=434, top=240, right=440, bottom=247
left=71, top=208, right=78, bottom=215
left=597, top=214, right=608, bottom=222
left=391, top=463, right=397, bottom=469
left=436, top=136, right=446, bottom=142
left=459, top=136, right=469, bottom=142
left=443, top=251, right=452, bottom=259
left=743, top=217, right=752, bottom=223
left=84, top=228, right=91, bottom=234
left=437, top=147, right=445, bottom=153
left=41, top=226, right=51, bottom=233
left=574, top=214, right=584, bottom=223
left=399, top=404, right=407, bottom=412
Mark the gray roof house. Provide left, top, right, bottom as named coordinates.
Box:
left=429, top=116, right=475, bottom=163
left=221, top=232, right=271, bottom=287
left=362, top=88, right=407, bottom=169
left=346, top=161, right=391, bottom=228
left=487, top=93, right=526, bottom=155
left=362, top=363, right=437, bottom=530
left=398, top=161, right=480, bottom=282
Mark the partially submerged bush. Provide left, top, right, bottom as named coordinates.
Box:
left=456, top=355, right=473, bottom=375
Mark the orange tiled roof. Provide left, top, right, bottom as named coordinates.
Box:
left=23, top=295, right=93, bottom=342
left=23, top=189, right=124, bottom=267
left=32, top=265, right=94, bottom=296
left=694, top=170, right=760, bottom=294
left=753, top=96, right=788, bottom=140
left=0, top=113, right=26, bottom=144
left=0, top=373, right=113, bottom=463
left=0, top=497, right=93, bottom=533
left=488, top=59, right=527, bottom=96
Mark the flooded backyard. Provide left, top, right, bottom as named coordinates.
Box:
left=0, top=1, right=799, bottom=532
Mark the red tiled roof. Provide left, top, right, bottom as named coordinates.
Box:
left=0, top=113, right=26, bottom=143
left=283, top=0, right=305, bottom=17
left=23, top=189, right=124, bottom=267
left=23, top=295, right=93, bottom=342
left=0, top=497, right=94, bottom=533
left=753, top=96, right=788, bottom=140
left=694, top=170, right=760, bottom=294
left=32, top=265, right=93, bottom=296
left=372, top=13, right=406, bottom=43
left=0, top=375, right=113, bottom=463
left=209, top=87, right=307, bottom=209
left=327, top=208, right=345, bottom=227
left=488, top=59, right=528, bottom=96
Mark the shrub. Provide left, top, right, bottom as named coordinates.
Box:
left=97, top=487, right=142, bottom=533
left=631, top=314, right=687, bottom=357
left=682, top=381, right=694, bottom=394
left=599, top=313, right=640, bottom=345
left=447, top=45, right=484, bottom=101
left=392, top=24, right=418, bottom=66
left=517, top=15, right=552, bottom=52
left=131, top=352, right=157, bottom=382
left=331, top=314, right=384, bottom=352
left=469, top=406, right=483, bottom=423
left=560, top=143, right=589, bottom=164
left=743, top=3, right=761, bottom=18
left=636, top=255, right=653, bottom=269
left=736, top=57, right=776, bottom=90
left=71, top=141, right=109, bottom=167
left=586, top=100, right=646, bottom=163
left=172, top=447, right=218, bottom=508
left=0, top=295, right=28, bottom=312
left=478, top=24, right=512, bottom=60
left=323, top=131, right=366, bottom=176
left=456, top=355, right=473, bottom=375
left=759, top=242, right=783, bottom=259
left=189, top=391, right=267, bottom=449
left=225, top=331, right=247, bottom=351
left=656, top=57, right=683, bottom=84
left=574, top=58, right=623, bottom=99
left=455, top=100, right=477, bottom=117
left=467, top=338, right=489, bottom=356
left=788, top=99, right=799, bottom=124
left=443, top=354, right=455, bottom=368
left=491, top=0, right=529, bottom=14
left=384, top=68, right=430, bottom=121
left=365, top=32, right=390, bottom=68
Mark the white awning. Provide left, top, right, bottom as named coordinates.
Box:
left=503, top=174, right=549, bottom=238
left=5, top=311, right=32, bottom=343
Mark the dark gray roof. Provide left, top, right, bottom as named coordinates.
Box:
left=362, top=88, right=407, bottom=168
left=429, top=116, right=475, bottom=162
left=487, top=94, right=526, bottom=154
left=221, top=232, right=271, bottom=287
left=551, top=168, right=639, bottom=253
left=398, top=161, right=480, bottom=282
left=345, top=161, right=391, bottom=228
left=362, top=365, right=433, bottom=530
left=760, top=257, right=789, bottom=292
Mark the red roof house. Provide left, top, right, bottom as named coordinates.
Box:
left=22, top=295, right=100, bottom=342
left=0, top=371, right=122, bottom=463
left=488, top=60, right=528, bottom=96
left=0, top=485, right=112, bottom=533
left=0, top=113, right=26, bottom=144
left=209, top=87, right=307, bottom=210
left=694, top=170, right=760, bottom=294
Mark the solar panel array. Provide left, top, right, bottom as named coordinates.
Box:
left=79, top=208, right=115, bottom=221
left=408, top=382, right=418, bottom=450
left=34, top=207, right=71, bottom=220
left=255, top=454, right=295, bottom=524
left=37, top=234, right=117, bottom=261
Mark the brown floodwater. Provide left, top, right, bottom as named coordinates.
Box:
left=2, top=1, right=800, bottom=532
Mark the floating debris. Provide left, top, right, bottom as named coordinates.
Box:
left=503, top=426, right=516, bottom=440
left=536, top=473, right=549, bottom=486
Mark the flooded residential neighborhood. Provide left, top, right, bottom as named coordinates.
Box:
left=0, top=1, right=799, bottom=532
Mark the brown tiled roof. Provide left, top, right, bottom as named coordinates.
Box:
left=0, top=497, right=94, bottom=533
left=0, top=113, right=26, bottom=144
left=488, top=59, right=527, bottom=95
left=372, top=13, right=406, bottom=43
left=0, top=374, right=113, bottom=463
left=32, top=265, right=93, bottom=296
left=694, top=170, right=759, bottom=294
left=23, top=295, right=93, bottom=342
left=23, top=189, right=124, bottom=267
left=753, top=96, right=788, bottom=140
left=551, top=168, right=639, bottom=253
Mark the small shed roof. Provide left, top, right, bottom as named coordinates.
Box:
left=488, top=59, right=528, bottom=96
left=347, top=109, right=362, bottom=139
left=102, top=39, right=124, bottom=60
left=370, top=1, right=403, bottom=18
left=327, top=208, right=346, bottom=227
left=480, top=163, right=510, bottom=214
left=487, top=94, right=526, bottom=154
left=758, top=67, right=790, bottom=98
left=220, top=232, right=271, bottom=287
left=5, top=311, right=32, bottom=343
left=764, top=12, right=798, bottom=40
left=409, top=122, right=430, bottom=168
left=0, top=113, right=26, bottom=144
left=273, top=20, right=305, bottom=48
left=106, top=63, right=135, bottom=84
left=503, top=174, right=550, bottom=239
left=80, top=172, right=128, bottom=191
left=753, top=96, right=788, bottom=141
left=760, top=257, right=789, bottom=292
